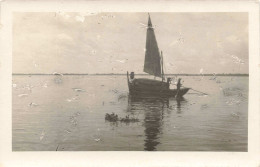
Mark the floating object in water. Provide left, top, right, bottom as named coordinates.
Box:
left=231, top=112, right=240, bottom=118
left=28, top=102, right=38, bottom=107
left=105, top=113, right=139, bottom=123
left=66, top=96, right=79, bottom=102
left=72, top=88, right=85, bottom=92
left=64, top=129, right=72, bottom=133
left=120, top=115, right=139, bottom=123
left=40, top=130, right=45, bottom=141
left=18, top=94, right=28, bottom=97
left=105, top=113, right=118, bottom=122
left=94, top=138, right=100, bottom=142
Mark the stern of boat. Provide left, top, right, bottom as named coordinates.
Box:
left=127, top=71, right=131, bottom=92
left=176, top=88, right=190, bottom=98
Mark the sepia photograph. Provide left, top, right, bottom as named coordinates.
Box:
left=0, top=0, right=259, bottom=166
left=12, top=12, right=248, bottom=151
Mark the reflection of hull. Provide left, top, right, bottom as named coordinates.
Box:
left=127, top=94, right=187, bottom=151
left=127, top=73, right=189, bottom=98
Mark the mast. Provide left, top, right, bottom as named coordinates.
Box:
left=161, top=51, right=165, bottom=81
left=143, top=14, right=162, bottom=78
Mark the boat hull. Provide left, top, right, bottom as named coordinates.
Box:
left=127, top=72, right=189, bottom=98
left=129, top=87, right=190, bottom=98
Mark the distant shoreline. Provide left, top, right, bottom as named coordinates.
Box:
left=12, top=73, right=249, bottom=76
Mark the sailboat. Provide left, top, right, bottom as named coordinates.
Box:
left=127, top=14, right=189, bottom=98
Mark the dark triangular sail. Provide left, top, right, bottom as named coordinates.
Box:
left=143, top=14, right=162, bottom=78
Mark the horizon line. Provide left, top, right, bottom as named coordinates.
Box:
left=12, top=73, right=249, bottom=76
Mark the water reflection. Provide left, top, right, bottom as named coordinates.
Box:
left=53, top=75, right=63, bottom=84
left=176, top=97, right=184, bottom=114
left=128, top=95, right=187, bottom=151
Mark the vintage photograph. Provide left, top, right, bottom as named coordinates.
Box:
left=12, top=12, right=248, bottom=151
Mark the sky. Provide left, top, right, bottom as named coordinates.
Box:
left=13, top=12, right=248, bottom=74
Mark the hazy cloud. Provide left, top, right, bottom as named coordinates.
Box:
left=13, top=12, right=248, bottom=74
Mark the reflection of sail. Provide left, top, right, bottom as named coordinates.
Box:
left=128, top=95, right=169, bottom=151
left=143, top=103, right=162, bottom=151
left=127, top=95, right=188, bottom=151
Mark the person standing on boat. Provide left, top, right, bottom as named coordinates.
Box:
left=177, top=78, right=182, bottom=90
left=176, top=78, right=182, bottom=97
left=166, top=78, right=172, bottom=89
left=129, top=72, right=135, bottom=83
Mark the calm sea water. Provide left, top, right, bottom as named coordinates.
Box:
left=12, top=75, right=248, bottom=151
